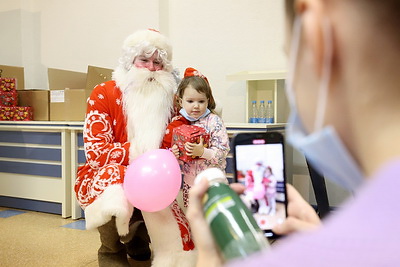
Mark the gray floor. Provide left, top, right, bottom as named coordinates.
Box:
left=0, top=207, right=151, bottom=266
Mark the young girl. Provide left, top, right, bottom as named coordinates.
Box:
left=162, top=67, right=230, bottom=207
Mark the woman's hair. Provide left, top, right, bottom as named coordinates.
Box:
left=285, top=0, right=400, bottom=43
left=285, top=0, right=296, bottom=24
left=176, top=76, right=216, bottom=111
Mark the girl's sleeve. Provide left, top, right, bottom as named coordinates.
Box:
left=82, top=84, right=130, bottom=170
left=161, top=115, right=190, bottom=149
left=201, top=115, right=230, bottom=168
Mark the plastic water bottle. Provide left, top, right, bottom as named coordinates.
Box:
left=266, top=100, right=274, bottom=123
left=249, top=100, right=258, bottom=123
left=258, top=100, right=267, bottom=123
left=195, top=168, right=270, bottom=262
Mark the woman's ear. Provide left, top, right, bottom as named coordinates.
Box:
left=296, top=0, right=326, bottom=78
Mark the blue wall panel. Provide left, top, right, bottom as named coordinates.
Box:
left=0, top=131, right=61, bottom=145
left=0, top=196, right=61, bottom=215
left=0, top=161, right=61, bottom=177
left=0, top=146, right=61, bottom=161
left=77, top=133, right=84, bottom=146
left=78, top=150, right=86, bottom=164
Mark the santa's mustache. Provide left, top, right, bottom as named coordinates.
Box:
left=123, top=67, right=172, bottom=94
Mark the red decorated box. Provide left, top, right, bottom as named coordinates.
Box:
left=0, top=90, right=18, bottom=106
left=0, top=107, right=13, bottom=120
left=13, top=106, right=33, bottom=121
left=0, top=106, right=33, bottom=121
left=0, top=78, right=17, bottom=92
left=172, top=124, right=210, bottom=162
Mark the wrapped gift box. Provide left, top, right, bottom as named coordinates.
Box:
left=0, top=90, right=18, bottom=106
left=0, top=107, right=13, bottom=120
left=0, top=106, right=33, bottom=121
left=0, top=78, right=17, bottom=92
left=172, top=124, right=210, bottom=162
left=13, top=106, right=33, bottom=121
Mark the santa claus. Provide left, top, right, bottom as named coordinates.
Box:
left=75, top=29, right=196, bottom=266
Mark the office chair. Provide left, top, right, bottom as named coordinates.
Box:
left=305, top=159, right=330, bottom=219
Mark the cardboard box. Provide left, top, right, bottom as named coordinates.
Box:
left=48, top=68, right=87, bottom=90
left=86, top=65, right=113, bottom=91
left=50, top=88, right=92, bottom=121
left=48, top=68, right=87, bottom=121
left=18, top=90, right=50, bottom=121
left=172, top=124, right=210, bottom=162
left=0, top=65, right=25, bottom=90
left=48, top=66, right=113, bottom=121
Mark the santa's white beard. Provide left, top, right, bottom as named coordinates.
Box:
left=252, top=166, right=265, bottom=184
left=114, top=67, right=176, bottom=162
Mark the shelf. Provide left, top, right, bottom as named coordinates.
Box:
left=225, top=122, right=287, bottom=128
left=227, top=70, right=289, bottom=124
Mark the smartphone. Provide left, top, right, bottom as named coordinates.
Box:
left=232, top=131, right=287, bottom=238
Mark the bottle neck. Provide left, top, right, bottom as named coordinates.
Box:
left=208, top=177, right=228, bottom=186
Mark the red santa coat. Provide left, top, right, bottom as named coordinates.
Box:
left=75, top=81, right=133, bottom=234
left=245, top=169, right=271, bottom=200
left=75, top=81, right=195, bottom=254
left=75, top=80, right=129, bottom=208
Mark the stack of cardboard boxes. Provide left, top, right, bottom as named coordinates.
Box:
left=0, top=65, right=33, bottom=121
left=0, top=65, right=113, bottom=121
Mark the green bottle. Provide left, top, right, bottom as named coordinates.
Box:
left=195, top=168, right=270, bottom=262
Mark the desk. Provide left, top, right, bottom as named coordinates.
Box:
left=0, top=121, right=77, bottom=217
left=0, top=121, right=287, bottom=219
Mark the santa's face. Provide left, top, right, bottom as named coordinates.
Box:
left=133, top=51, right=163, bottom=71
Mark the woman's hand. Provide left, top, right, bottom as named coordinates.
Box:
left=187, top=181, right=320, bottom=266
left=187, top=178, right=224, bottom=267
left=171, top=144, right=180, bottom=159
left=185, top=137, right=205, bottom=157
left=187, top=181, right=321, bottom=266
left=272, top=184, right=321, bottom=235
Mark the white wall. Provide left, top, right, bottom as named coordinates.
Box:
left=167, top=0, right=287, bottom=123
left=0, top=0, right=287, bottom=123
left=0, top=0, right=350, bottom=207
left=1, top=0, right=162, bottom=89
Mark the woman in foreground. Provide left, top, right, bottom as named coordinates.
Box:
left=187, top=0, right=400, bottom=266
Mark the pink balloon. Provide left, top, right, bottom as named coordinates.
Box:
left=253, top=184, right=266, bottom=200
left=123, top=149, right=181, bottom=212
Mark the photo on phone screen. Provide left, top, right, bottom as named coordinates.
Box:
left=233, top=132, right=287, bottom=238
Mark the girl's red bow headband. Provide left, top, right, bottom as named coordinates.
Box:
left=184, top=67, right=209, bottom=84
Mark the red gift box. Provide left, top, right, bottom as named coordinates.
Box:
left=172, top=124, right=210, bottom=162
left=0, top=107, right=13, bottom=120
left=0, top=90, right=18, bottom=106
left=0, top=78, right=17, bottom=92
left=0, top=106, right=33, bottom=121
left=13, top=106, right=33, bottom=121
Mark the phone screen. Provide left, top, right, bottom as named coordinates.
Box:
left=233, top=132, right=287, bottom=237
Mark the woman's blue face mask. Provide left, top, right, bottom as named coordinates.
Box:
left=285, top=17, right=364, bottom=192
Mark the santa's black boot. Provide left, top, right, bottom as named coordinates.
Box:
left=122, top=209, right=151, bottom=262
left=97, top=217, right=130, bottom=267
left=124, top=221, right=151, bottom=261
